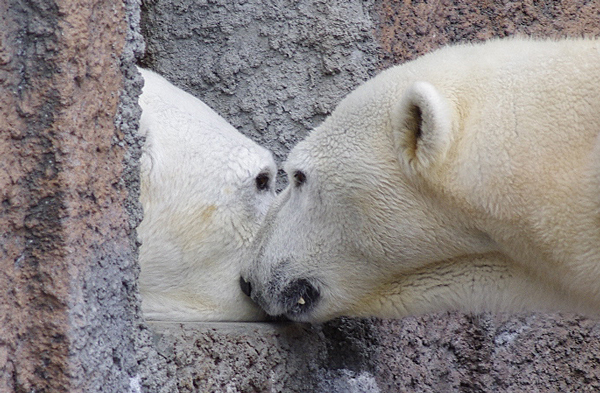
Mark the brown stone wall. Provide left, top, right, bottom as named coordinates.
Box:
left=0, top=1, right=154, bottom=392
left=375, top=0, right=600, bottom=67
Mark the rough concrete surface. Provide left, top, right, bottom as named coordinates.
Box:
left=151, top=314, right=600, bottom=392
left=0, top=0, right=171, bottom=392
left=140, top=0, right=382, bottom=188
left=151, top=320, right=381, bottom=393
left=139, top=1, right=600, bottom=392
left=119, top=1, right=177, bottom=392
left=375, top=313, right=600, bottom=392
left=375, top=0, right=600, bottom=68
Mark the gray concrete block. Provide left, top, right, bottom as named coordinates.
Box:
left=140, top=0, right=381, bottom=188
left=151, top=313, right=600, bottom=392
left=150, top=320, right=382, bottom=393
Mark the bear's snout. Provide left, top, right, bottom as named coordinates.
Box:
left=240, top=275, right=321, bottom=319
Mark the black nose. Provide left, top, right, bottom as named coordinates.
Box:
left=239, top=276, right=252, bottom=297
left=283, top=278, right=320, bottom=315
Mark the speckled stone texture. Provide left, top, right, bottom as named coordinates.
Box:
left=150, top=320, right=382, bottom=393
left=150, top=314, right=600, bottom=392
left=140, top=1, right=600, bottom=392
left=374, top=313, right=600, bottom=392
left=375, top=0, right=600, bottom=68
left=0, top=0, right=172, bottom=392
left=140, top=0, right=382, bottom=188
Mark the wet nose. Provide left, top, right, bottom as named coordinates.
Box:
left=283, top=278, right=320, bottom=314
left=239, top=276, right=252, bottom=297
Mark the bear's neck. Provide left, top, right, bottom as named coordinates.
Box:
left=356, top=252, right=597, bottom=318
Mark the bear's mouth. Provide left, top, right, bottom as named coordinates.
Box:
left=240, top=276, right=321, bottom=320
left=279, top=278, right=321, bottom=318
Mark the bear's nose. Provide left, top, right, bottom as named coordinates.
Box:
left=282, top=278, right=320, bottom=315
left=239, top=276, right=252, bottom=297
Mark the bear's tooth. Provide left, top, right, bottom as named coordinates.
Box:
left=298, top=297, right=306, bottom=305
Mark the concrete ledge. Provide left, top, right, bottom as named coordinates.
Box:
left=150, top=320, right=381, bottom=393
left=150, top=313, right=600, bottom=393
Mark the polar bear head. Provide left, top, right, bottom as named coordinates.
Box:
left=241, top=39, right=600, bottom=322
left=137, top=68, right=277, bottom=321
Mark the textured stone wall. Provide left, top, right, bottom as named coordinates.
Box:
left=151, top=314, right=600, bottom=392
left=140, top=0, right=382, bottom=188
left=0, top=0, right=171, bottom=392
left=374, top=313, right=600, bottom=392
left=140, top=1, right=600, bottom=392
left=151, top=319, right=383, bottom=393
left=375, top=0, right=600, bottom=68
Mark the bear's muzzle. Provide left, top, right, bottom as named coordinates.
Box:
left=239, top=275, right=321, bottom=320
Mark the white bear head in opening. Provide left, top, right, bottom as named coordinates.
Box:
left=241, top=39, right=600, bottom=322
left=137, top=68, right=277, bottom=321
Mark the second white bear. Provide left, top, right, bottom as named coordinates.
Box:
left=138, top=68, right=276, bottom=321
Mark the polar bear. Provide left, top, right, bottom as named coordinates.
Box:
left=240, top=38, right=600, bottom=322
left=137, top=68, right=276, bottom=321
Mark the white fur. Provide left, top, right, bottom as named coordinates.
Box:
left=137, top=68, right=276, bottom=321
left=243, top=38, right=600, bottom=322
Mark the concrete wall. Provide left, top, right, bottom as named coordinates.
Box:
left=0, top=0, right=172, bottom=391
left=140, top=0, right=382, bottom=188
left=141, top=1, right=600, bottom=392
left=150, top=314, right=600, bottom=392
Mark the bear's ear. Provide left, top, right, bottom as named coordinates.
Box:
left=391, top=81, right=452, bottom=174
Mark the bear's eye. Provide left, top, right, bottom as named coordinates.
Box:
left=293, top=170, right=307, bottom=187
left=255, top=173, right=270, bottom=191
